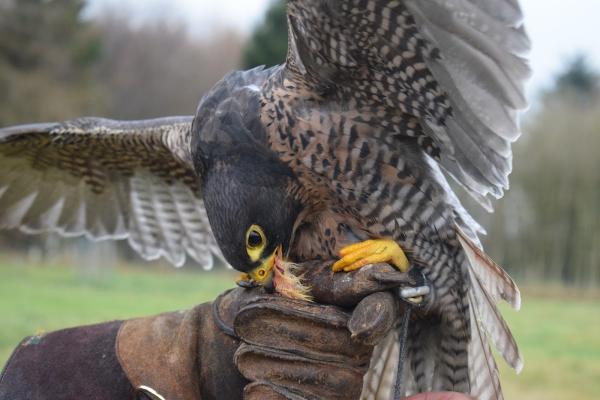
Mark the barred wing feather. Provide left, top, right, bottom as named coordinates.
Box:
left=285, top=0, right=531, bottom=210
left=0, top=117, right=223, bottom=268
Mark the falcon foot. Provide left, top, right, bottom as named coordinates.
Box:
left=332, top=239, right=409, bottom=273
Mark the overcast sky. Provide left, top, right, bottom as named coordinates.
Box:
left=87, top=0, right=600, bottom=98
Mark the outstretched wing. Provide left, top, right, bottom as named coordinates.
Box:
left=285, top=0, right=530, bottom=209
left=0, top=117, right=223, bottom=268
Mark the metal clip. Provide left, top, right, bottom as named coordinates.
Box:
left=137, top=385, right=166, bottom=400
left=398, top=268, right=430, bottom=305
left=399, top=285, right=430, bottom=303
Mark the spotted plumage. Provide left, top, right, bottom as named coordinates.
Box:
left=0, top=1, right=530, bottom=399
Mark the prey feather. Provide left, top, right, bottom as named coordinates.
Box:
left=273, top=258, right=313, bottom=302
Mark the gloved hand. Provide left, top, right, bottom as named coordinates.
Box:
left=230, top=290, right=399, bottom=400
left=128, top=262, right=405, bottom=400
left=219, top=261, right=407, bottom=400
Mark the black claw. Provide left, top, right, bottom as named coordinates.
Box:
left=408, top=267, right=429, bottom=288
left=264, top=279, right=275, bottom=293
left=237, top=279, right=259, bottom=288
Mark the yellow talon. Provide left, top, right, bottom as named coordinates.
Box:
left=332, top=239, right=409, bottom=273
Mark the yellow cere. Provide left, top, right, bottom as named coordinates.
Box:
left=250, top=252, right=275, bottom=285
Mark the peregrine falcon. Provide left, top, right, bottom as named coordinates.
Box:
left=0, top=1, right=530, bottom=399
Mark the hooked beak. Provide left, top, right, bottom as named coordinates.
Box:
left=236, top=245, right=283, bottom=291
left=236, top=276, right=259, bottom=288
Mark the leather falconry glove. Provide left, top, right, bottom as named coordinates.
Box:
left=131, top=261, right=407, bottom=400
left=229, top=261, right=412, bottom=400
left=123, top=259, right=409, bottom=400
left=232, top=290, right=399, bottom=400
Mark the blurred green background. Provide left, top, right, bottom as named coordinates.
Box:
left=1, top=1, right=599, bottom=399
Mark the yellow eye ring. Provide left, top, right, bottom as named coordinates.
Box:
left=246, top=224, right=266, bottom=248
left=257, top=269, right=266, bottom=278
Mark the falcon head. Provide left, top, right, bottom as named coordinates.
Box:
left=200, top=146, right=306, bottom=296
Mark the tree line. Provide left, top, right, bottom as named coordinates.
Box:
left=0, top=0, right=244, bottom=125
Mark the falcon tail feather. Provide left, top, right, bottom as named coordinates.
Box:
left=467, top=290, right=504, bottom=400
left=457, top=225, right=521, bottom=310
left=469, top=266, right=523, bottom=372
left=457, top=225, right=523, bottom=373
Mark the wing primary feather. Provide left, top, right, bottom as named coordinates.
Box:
left=0, top=116, right=224, bottom=268
left=283, top=0, right=530, bottom=208
left=458, top=224, right=524, bottom=373
left=467, top=290, right=504, bottom=400
left=457, top=225, right=521, bottom=309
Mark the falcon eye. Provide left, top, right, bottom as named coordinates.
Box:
left=247, top=230, right=263, bottom=248
left=257, top=268, right=266, bottom=278
left=245, top=224, right=267, bottom=261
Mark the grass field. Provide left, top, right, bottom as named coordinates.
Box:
left=1, top=257, right=599, bottom=399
